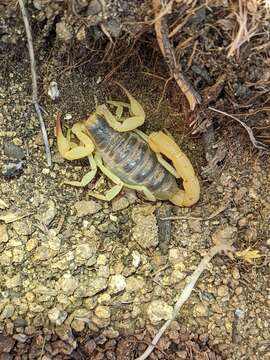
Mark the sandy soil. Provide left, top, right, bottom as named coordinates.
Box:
left=0, top=1, right=269, bottom=359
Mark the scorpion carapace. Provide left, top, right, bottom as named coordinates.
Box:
left=56, top=82, right=200, bottom=206
left=87, top=116, right=179, bottom=201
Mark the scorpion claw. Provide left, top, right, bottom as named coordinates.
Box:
left=56, top=114, right=95, bottom=161
left=107, top=82, right=146, bottom=131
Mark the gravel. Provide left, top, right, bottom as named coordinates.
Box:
left=0, top=3, right=269, bottom=358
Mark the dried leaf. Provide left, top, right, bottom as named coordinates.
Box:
left=140, top=204, right=157, bottom=216
left=236, top=248, right=263, bottom=263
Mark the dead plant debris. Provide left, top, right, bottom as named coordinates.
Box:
left=152, top=0, right=201, bottom=110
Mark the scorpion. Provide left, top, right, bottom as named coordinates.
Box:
left=56, top=83, right=200, bottom=207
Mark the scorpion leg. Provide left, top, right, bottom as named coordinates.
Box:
left=56, top=115, right=95, bottom=160
left=140, top=187, right=156, bottom=202
left=90, top=154, right=157, bottom=202
left=88, top=153, right=124, bottom=201
left=63, top=154, right=97, bottom=187
left=122, top=182, right=157, bottom=202
left=148, top=131, right=200, bottom=207
left=95, top=83, right=145, bottom=132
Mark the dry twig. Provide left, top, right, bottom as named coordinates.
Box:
left=209, top=106, right=270, bottom=151
left=169, top=3, right=206, bottom=38
left=227, top=0, right=257, bottom=58
left=18, top=0, right=52, bottom=166
left=100, top=23, right=115, bottom=61
left=150, top=0, right=174, bottom=25
left=161, top=200, right=230, bottom=221
left=152, top=0, right=201, bottom=110
left=103, top=36, right=138, bottom=82
left=135, top=226, right=236, bottom=360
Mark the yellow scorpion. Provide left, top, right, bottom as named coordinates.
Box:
left=56, top=83, right=200, bottom=207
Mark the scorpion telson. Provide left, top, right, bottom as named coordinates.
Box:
left=56, top=82, right=200, bottom=207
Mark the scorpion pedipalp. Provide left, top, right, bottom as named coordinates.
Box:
left=148, top=131, right=200, bottom=207
left=93, top=82, right=146, bottom=132
left=56, top=114, right=95, bottom=161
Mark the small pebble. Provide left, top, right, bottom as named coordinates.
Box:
left=56, top=21, right=73, bottom=41
left=75, top=200, right=102, bottom=217
left=0, top=224, right=9, bottom=243
left=48, top=308, right=67, bottom=325
left=26, top=238, right=38, bottom=251
left=76, top=26, right=86, bottom=42
left=109, top=274, right=126, bottom=294
left=131, top=250, right=141, bottom=267
left=232, top=268, right=240, bottom=280
left=13, top=219, right=32, bottom=236
left=5, top=274, right=21, bottom=289
left=40, top=200, right=57, bottom=225
left=59, top=274, right=78, bottom=295
left=188, top=218, right=201, bottom=232
left=112, top=197, right=129, bottom=212
left=47, top=81, right=60, bottom=100
left=71, top=319, right=85, bottom=332
left=87, top=0, right=102, bottom=15
left=95, top=305, right=111, bottom=319
left=12, top=334, right=28, bottom=343
left=4, top=142, right=25, bottom=160
left=0, top=334, right=15, bottom=353
left=64, top=113, right=72, bottom=120
left=42, top=168, right=50, bottom=175
left=98, top=293, right=111, bottom=305
left=193, top=303, right=209, bottom=317
left=235, top=287, right=243, bottom=295
left=1, top=304, right=15, bottom=319
left=83, top=339, right=96, bottom=354
left=147, top=300, right=173, bottom=324
left=217, top=285, right=229, bottom=298
left=2, top=161, right=24, bottom=179
left=235, top=308, right=246, bottom=319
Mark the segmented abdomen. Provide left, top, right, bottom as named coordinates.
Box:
left=87, top=117, right=178, bottom=200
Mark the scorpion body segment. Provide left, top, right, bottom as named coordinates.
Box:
left=87, top=117, right=179, bottom=200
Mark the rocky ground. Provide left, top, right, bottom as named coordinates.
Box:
left=0, top=1, right=270, bottom=359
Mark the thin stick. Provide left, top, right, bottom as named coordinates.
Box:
left=227, top=0, right=257, bottom=58
left=161, top=201, right=230, bottom=221
left=152, top=0, right=201, bottom=110
left=169, top=3, right=205, bottom=38
left=149, top=0, right=174, bottom=25
left=135, top=227, right=235, bottom=360
left=103, top=37, right=138, bottom=82
left=209, top=106, right=269, bottom=151
left=18, top=0, right=52, bottom=166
